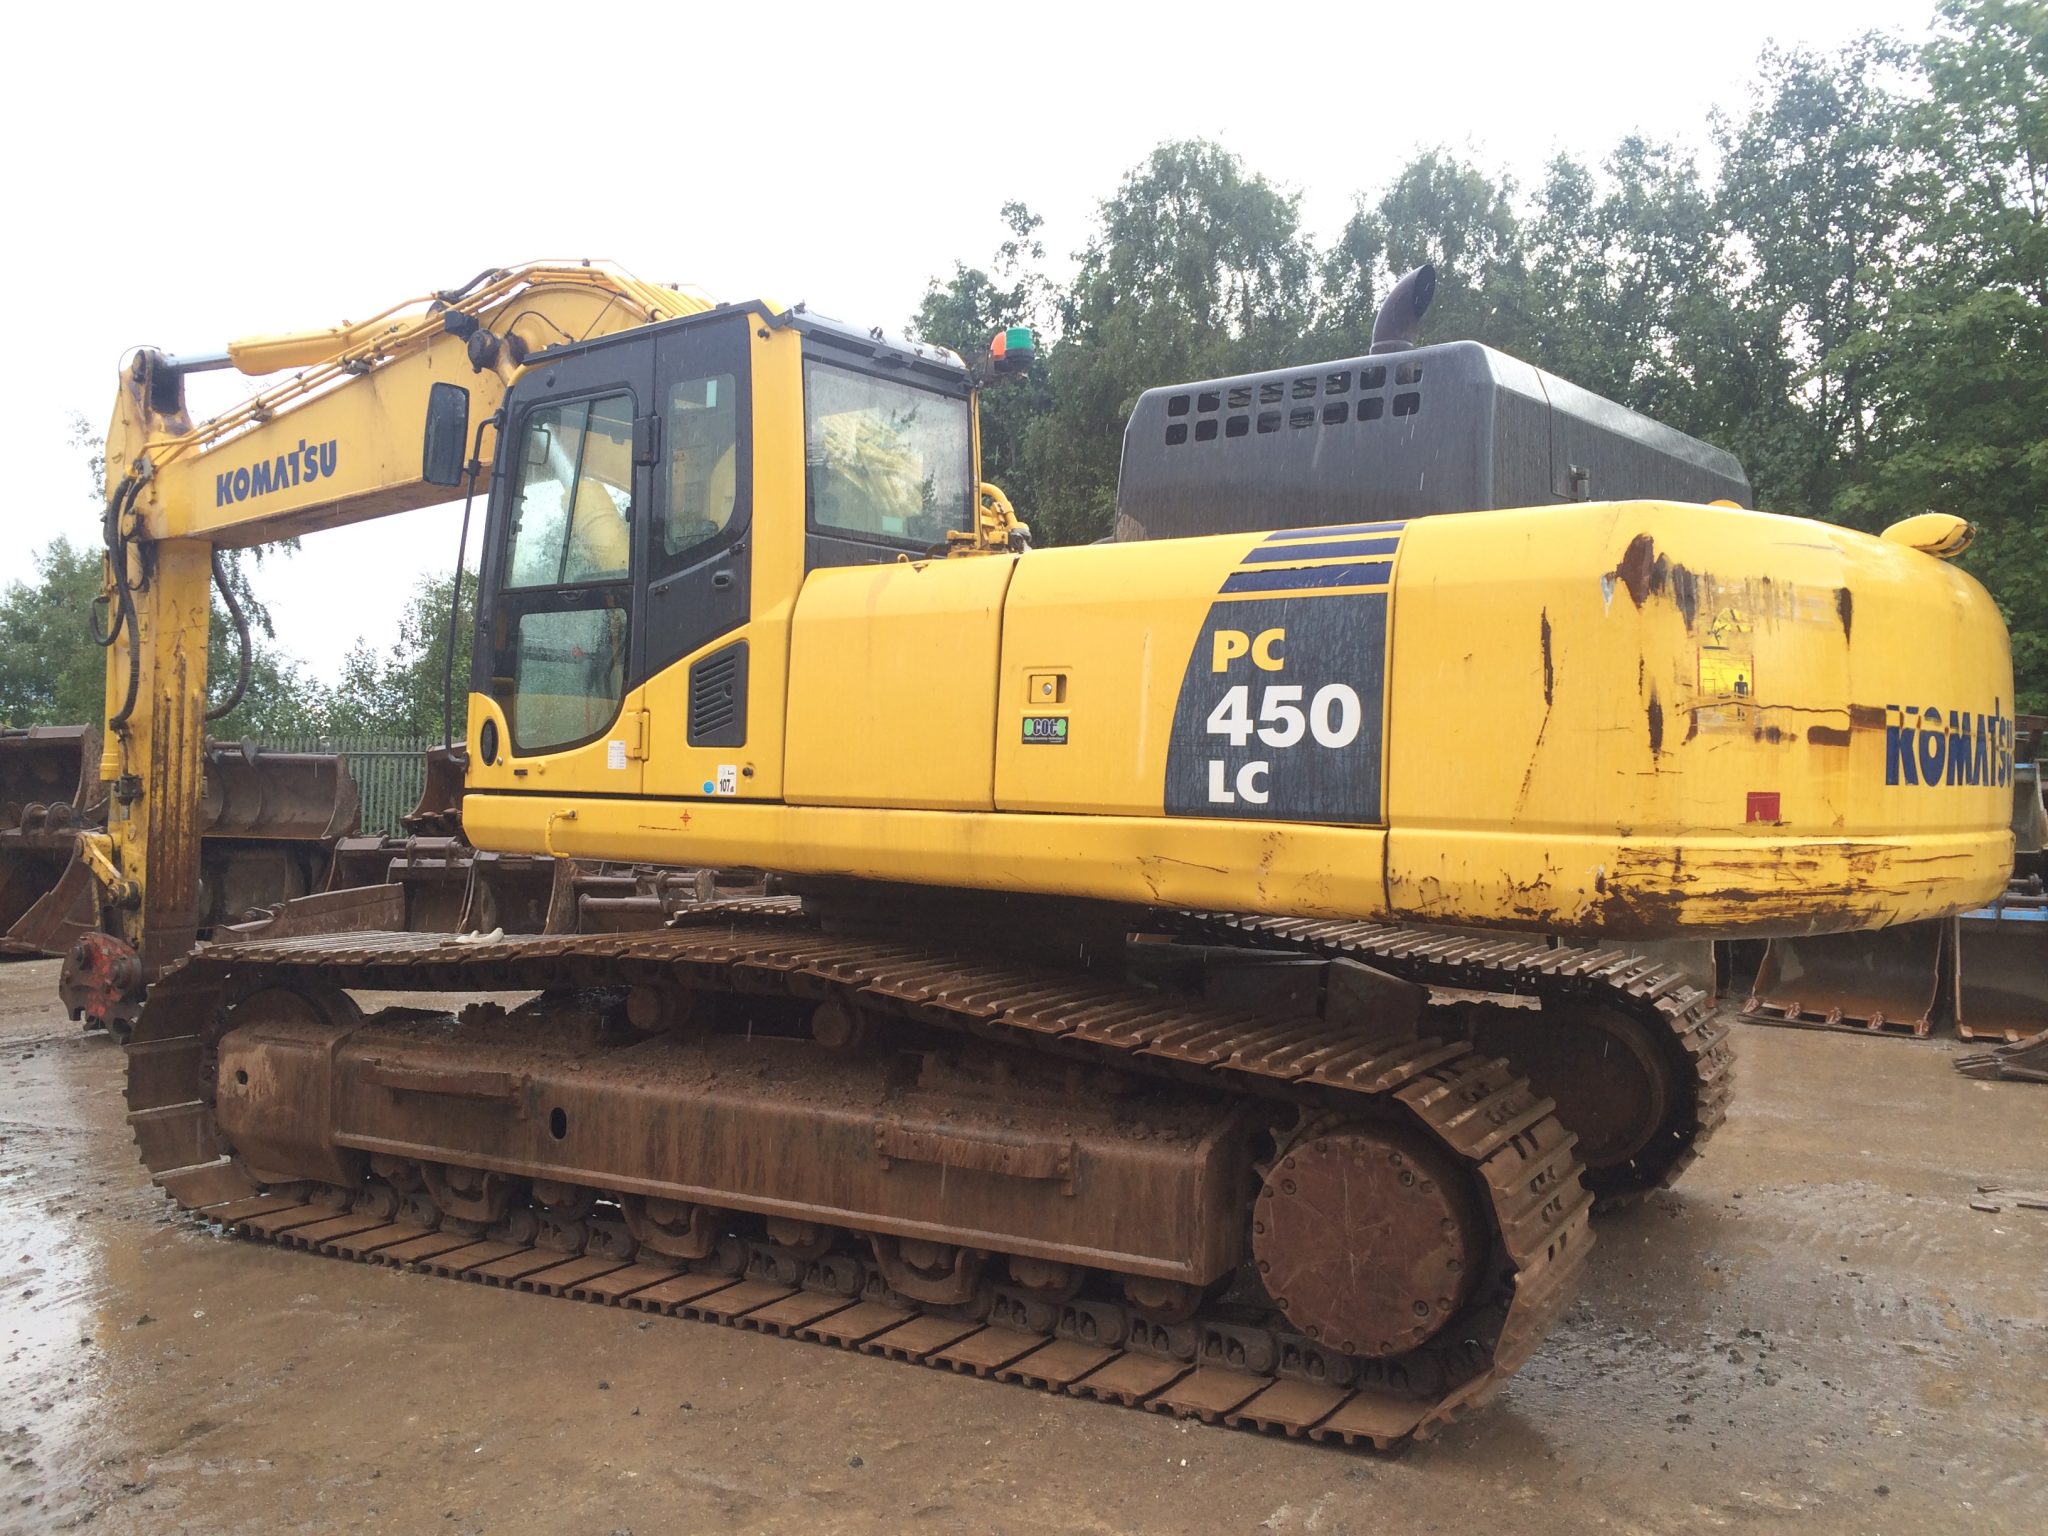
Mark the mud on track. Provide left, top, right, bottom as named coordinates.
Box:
left=2, top=956, right=2044, bottom=1534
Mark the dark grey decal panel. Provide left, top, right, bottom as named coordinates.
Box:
left=1164, top=591, right=1388, bottom=824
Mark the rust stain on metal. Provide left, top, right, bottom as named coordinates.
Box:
left=1668, top=564, right=1699, bottom=629
left=1610, top=534, right=1701, bottom=627
left=1615, top=534, right=1659, bottom=607
left=1807, top=725, right=1852, bottom=748
left=1647, top=689, right=1665, bottom=754
left=1834, top=587, right=1854, bottom=642
left=1540, top=608, right=1554, bottom=707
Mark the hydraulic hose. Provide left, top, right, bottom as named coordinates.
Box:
left=435, top=267, right=504, bottom=305
left=205, top=546, right=252, bottom=722
left=441, top=414, right=496, bottom=748
left=90, top=477, right=139, bottom=650
left=96, top=475, right=145, bottom=731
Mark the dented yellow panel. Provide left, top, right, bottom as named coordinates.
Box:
left=1383, top=502, right=2013, bottom=934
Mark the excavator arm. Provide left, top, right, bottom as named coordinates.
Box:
left=93, top=263, right=710, bottom=975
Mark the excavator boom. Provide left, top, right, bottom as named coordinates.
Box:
left=96, top=264, right=710, bottom=974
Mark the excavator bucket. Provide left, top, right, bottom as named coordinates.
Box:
left=1954, top=896, right=2048, bottom=1043
left=5, top=729, right=365, bottom=961
left=0, top=726, right=106, bottom=956
left=319, top=835, right=471, bottom=932
left=295, top=744, right=489, bottom=934
left=198, top=742, right=360, bottom=842
left=4, top=850, right=102, bottom=960
left=1957, top=754, right=2048, bottom=1041
left=402, top=744, right=468, bottom=838
left=1737, top=919, right=1957, bottom=1037
left=192, top=743, right=362, bottom=932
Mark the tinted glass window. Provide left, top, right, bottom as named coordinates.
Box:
left=505, top=395, right=635, bottom=588
left=505, top=605, right=629, bottom=752
left=804, top=362, right=972, bottom=546
left=664, top=374, right=738, bottom=561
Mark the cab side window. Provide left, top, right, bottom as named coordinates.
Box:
left=662, top=374, right=739, bottom=566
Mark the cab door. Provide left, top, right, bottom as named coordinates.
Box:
left=467, top=340, right=653, bottom=800
left=636, top=313, right=762, bottom=802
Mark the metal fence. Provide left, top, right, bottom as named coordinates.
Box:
left=261, top=735, right=435, bottom=837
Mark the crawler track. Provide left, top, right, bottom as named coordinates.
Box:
left=1168, top=913, right=1734, bottom=1201
left=126, top=917, right=1594, bottom=1450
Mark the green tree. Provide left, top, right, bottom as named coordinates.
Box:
left=1714, top=34, right=1924, bottom=523
left=0, top=538, right=114, bottom=726
left=912, top=202, right=1057, bottom=528
left=1357, top=149, right=1534, bottom=355
left=321, top=570, right=476, bottom=741
left=1029, top=140, right=1319, bottom=543
left=1877, top=0, right=2048, bottom=705
left=1524, top=138, right=1733, bottom=433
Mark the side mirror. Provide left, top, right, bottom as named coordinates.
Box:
left=422, top=382, right=471, bottom=487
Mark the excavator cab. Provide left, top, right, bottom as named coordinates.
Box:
left=463, top=306, right=981, bottom=810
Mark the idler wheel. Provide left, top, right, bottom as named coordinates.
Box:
left=1252, top=1124, right=1484, bottom=1359
left=1465, top=1005, right=1668, bottom=1173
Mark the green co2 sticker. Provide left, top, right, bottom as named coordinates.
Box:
left=1164, top=593, right=1387, bottom=824
left=1022, top=715, right=1070, bottom=745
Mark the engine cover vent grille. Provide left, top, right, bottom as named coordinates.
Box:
left=687, top=641, right=749, bottom=748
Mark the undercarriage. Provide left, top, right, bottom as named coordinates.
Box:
left=124, top=896, right=1630, bottom=1447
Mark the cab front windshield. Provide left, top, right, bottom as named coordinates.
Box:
left=805, top=361, right=972, bottom=546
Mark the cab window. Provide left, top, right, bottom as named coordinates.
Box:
left=504, top=395, right=635, bottom=587
left=804, top=362, right=972, bottom=547
left=663, top=374, right=738, bottom=561
left=505, top=605, right=629, bottom=753
left=492, top=391, right=634, bottom=754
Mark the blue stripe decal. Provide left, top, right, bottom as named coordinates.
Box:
left=1240, top=536, right=1398, bottom=564
left=1261, top=521, right=1407, bottom=542
left=1220, top=561, right=1392, bottom=594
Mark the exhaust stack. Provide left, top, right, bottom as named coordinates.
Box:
left=1370, top=264, right=1437, bottom=354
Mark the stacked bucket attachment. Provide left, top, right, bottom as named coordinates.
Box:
left=225, top=745, right=765, bottom=945
left=1737, top=739, right=2048, bottom=1045
left=0, top=725, right=108, bottom=960
left=1736, top=919, right=1956, bottom=1038
left=1, top=726, right=362, bottom=964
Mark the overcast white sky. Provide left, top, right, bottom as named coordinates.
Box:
left=5, top=0, right=1941, bottom=684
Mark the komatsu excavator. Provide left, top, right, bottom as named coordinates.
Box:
left=87, top=262, right=2012, bottom=1447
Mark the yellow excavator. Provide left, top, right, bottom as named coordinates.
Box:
left=84, top=262, right=2010, bottom=1448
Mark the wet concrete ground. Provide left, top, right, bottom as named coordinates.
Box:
left=1, top=954, right=2043, bottom=1535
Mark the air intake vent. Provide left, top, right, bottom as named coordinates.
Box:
left=687, top=641, right=749, bottom=748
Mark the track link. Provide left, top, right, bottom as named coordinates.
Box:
left=1168, top=913, right=1734, bottom=1202
left=125, top=919, right=1594, bottom=1450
